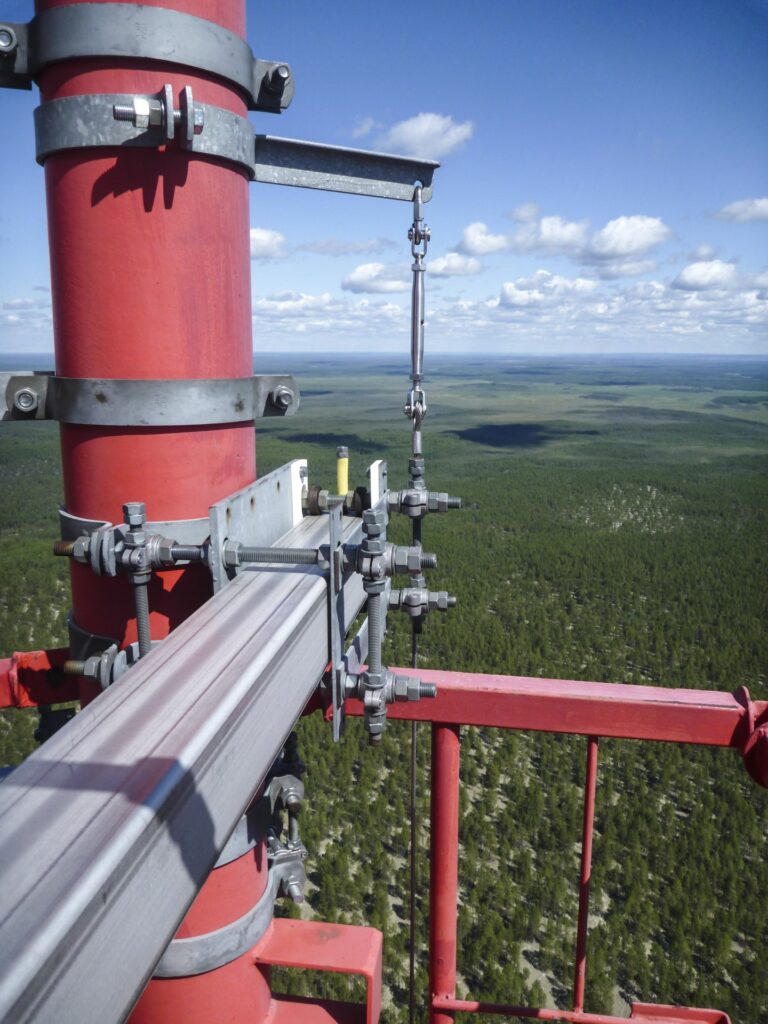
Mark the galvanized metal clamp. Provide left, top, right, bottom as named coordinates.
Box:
left=1, top=373, right=299, bottom=425
left=0, top=4, right=293, bottom=113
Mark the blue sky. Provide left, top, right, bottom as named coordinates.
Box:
left=1, top=0, right=767, bottom=355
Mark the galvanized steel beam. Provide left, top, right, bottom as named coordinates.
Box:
left=0, top=513, right=366, bottom=1024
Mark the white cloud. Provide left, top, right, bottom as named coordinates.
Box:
left=377, top=113, right=473, bottom=159
left=689, top=243, right=716, bottom=261
left=457, top=222, right=508, bottom=256
left=498, top=270, right=597, bottom=308
left=586, top=215, right=672, bottom=259
left=341, top=262, right=410, bottom=294
left=512, top=214, right=589, bottom=254
left=455, top=210, right=672, bottom=277
left=715, top=197, right=768, bottom=223
left=510, top=202, right=540, bottom=223
left=254, top=291, right=338, bottom=315
left=672, top=259, right=738, bottom=291
left=250, top=228, right=286, bottom=260
left=352, top=116, right=377, bottom=139
left=252, top=291, right=406, bottom=339
left=297, top=237, right=395, bottom=257
left=428, top=252, right=482, bottom=277
left=3, top=298, right=36, bottom=310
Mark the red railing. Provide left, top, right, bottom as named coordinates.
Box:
left=350, top=669, right=767, bottom=1024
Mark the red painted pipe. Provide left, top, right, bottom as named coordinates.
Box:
left=37, top=0, right=255, bottom=705
left=572, top=736, right=599, bottom=1013
left=432, top=996, right=730, bottom=1023
left=429, top=723, right=461, bottom=1024
left=34, top=0, right=269, bottom=1018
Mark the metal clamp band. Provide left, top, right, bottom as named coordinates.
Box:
left=59, top=508, right=210, bottom=548
left=0, top=4, right=293, bottom=113
left=153, top=858, right=304, bottom=978
left=3, top=374, right=299, bottom=426
left=34, top=93, right=256, bottom=177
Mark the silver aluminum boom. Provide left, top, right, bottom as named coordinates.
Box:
left=0, top=513, right=365, bottom=1024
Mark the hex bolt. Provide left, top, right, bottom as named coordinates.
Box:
left=420, top=552, right=438, bottom=570
left=53, top=540, right=76, bottom=557
left=13, top=387, right=38, bottom=414
left=419, top=682, right=437, bottom=698
left=285, top=879, right=304, bottom=904
left=0, top=27, right=18, bottom=54
left=270, top=385, right=294, bottom=411
left=63, top=660, right=87, bottom=676
left=265, top=64, right=291, bottom=94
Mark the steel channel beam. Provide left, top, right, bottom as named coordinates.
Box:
left=0, top=514, right=365, bottom=1024
left=346, top=669, right=765, bottom=749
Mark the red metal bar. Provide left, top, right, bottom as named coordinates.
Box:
left=573, top=736, right=599, bottom=1013
left=346, top=670, right=767, bottom=752
left=0, top=649, right=77, bottom=708
left=432, top=996, right=730, bottom=1023
left=429, top=723, right=461, bottom=1024
left=253, top=918, right=383, bottom=1024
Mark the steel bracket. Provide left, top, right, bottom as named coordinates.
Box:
left=0, top=4, right=293, bottom=113
left=34, top=92, right=257, bottom=177
left=214, top=773, right=304, bottom=869
left=30, top=91, right=439, bottom=200
left=208, top=461, right=307, bottom=592
left=153, top=855, right=306, bottom=978
left=253, top=135, right=438, bottom=202
left=2, top=373, right=299, bottom=425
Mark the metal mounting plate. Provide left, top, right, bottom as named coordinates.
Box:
left=1, top=373, right=299, bottom=426
left=208, top=461, right=307, bottom=592
left=0, top=4, right=293, bottom=113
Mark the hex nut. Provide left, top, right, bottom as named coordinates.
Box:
left=122, top=502, right=146, bottom=528
left=270, top=385, right=294, bottom=410
left=0, top=26, right=18, bottom=54
left=72, top=536, right=90, bottom=563
left=133, top=97, right=151, bottom=129
left=13, top=387, right=38, bottom=415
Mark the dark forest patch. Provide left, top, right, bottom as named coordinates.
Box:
left=451, top=422, right=600, bottom=448
left=282, top=432, right=381, bottom=453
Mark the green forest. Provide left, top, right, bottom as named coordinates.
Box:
left=1, top=355, right=766, bottom=1022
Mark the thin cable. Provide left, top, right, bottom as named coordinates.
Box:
left=409, top=628, right=419, bottom=1024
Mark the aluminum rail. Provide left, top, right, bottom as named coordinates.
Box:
left=0, top=514, right=364, bottom=1024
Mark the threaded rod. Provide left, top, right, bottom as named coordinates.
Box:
left=367, top=591, right=383, bottom=674
left=447, top=496, right=462, bottom=509
left=53, top=540, right=76, bottom=557
left=420, top=552, right=438, bottom=570
left=63, top=660, right=86, bottom=675
left=419, top=682, right=437, bottom=698
left=238, top=547, right=319, bottom=565
left=132, top=581, right=152, bottom=658
left=170, top=545, right=206, bottom=562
